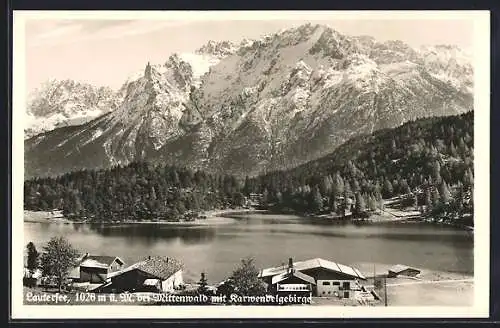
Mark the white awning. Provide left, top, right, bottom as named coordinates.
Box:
left=143, top=278, right=160, bottom=286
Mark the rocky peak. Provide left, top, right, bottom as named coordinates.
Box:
left=309, top=27, right=355, bottom=59
left=144, top=61, right=153, bottom=79
left=195, top=40, right=237, bottom=58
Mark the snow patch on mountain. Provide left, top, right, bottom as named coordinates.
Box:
left=82, top=129, right=104, bottom=146
left=25, top=80, right=122, bottom=138
left=418, top=45, right=473, bottom=93
left=178, top=53, right=220, bottom=87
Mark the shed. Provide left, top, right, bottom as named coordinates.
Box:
left=388, top=264, right=421, bottom=278
left=76, top=254, right=125, bottom=283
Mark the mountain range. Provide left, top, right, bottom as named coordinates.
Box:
left=24, top=23, right=473, bottom=179
left=25, top=80, right=124, bottom=139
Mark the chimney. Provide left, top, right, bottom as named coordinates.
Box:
left=288, top=258, right=293, bottom=273
left=148, top=256, right=151, bottom=260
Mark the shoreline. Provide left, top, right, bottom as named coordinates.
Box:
left=261, top=207, right=473, bottom=231
left=23, top=208, right=269, bottom=225
left=23, top=208, right=472, bottom=231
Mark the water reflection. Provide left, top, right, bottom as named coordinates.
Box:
left=24, top=214, right=474, bottom=280
left=85, top=223, right=217, bottom=245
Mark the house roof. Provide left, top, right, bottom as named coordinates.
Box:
left=111, top=256, right=183, bottom=281
left=388, top=264, right=421, bottom=274
left=260, top=258, right=366, bottom=280
left=68, top=266, right=80, bottom=279
left=80, top=255, right=124, bottom=267
left=271, top=270, right=316, bottom=285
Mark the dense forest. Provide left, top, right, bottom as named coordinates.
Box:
left=24, top=112, right=474, bottom=224
left=246, top=111, right=474, bottom=224
left=24, top=164, right=245, bottom=222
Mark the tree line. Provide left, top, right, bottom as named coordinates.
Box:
left=24, top=163, right=246, bottom=222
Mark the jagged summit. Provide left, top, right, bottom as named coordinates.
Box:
left=25, top=79, right=123, bottom=139
left=195, top=40, right=238, bottom=58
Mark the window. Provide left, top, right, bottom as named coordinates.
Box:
left=332, top=281, right=340, bottom=286
left=322, top=281, right=331, bottom=286
left=343, top=282, right=350, bottom=290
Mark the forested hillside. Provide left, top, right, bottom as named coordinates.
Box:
left=245, top=111, right=474, bottom=222
left=24, top=112, right=473, bottom=224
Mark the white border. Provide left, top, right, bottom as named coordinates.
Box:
left=11, top=10, right=490, bottom=319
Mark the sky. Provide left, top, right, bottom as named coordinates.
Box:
left=22, top=13, right=476, bottom=93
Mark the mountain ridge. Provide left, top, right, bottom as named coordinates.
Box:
left=25, top=23, right=473, bottom=179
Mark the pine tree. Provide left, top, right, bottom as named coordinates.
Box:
left=463, top=168, right=474, bottom=187
left=383, top=179, right=393, bottom=199
left=431, top=188, right=441, bottom=208
left=368, top=194, right=377, bottom=212
left=450, top=142, right=458, bottom=157
left=243, top=176, right=252, bottom=195
left=150, top=187, right=157, bottom=201
left=433, top=161, right=442, bottom=184
left=26, top=242, right=40, bottom=275
left=320, top=175, right=332, bottom=195
left=439, top=181, right=452, bottom=204
left=310, top=185, right=323, bottom=213
left=333, top=172, right=344, bottom=195
left=331, top=196, right=338, bottom=214
left=197, top=272, right=209, bottom=296
left=354, top=192, right=366, bottom=215
left=352, top=179, right=361, bottom=193
left=344, top=180, right=352, bottom=197
left=262, top=189, right=269, bottom=205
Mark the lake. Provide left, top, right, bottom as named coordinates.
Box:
left=24, top=213, right=473, bottom=283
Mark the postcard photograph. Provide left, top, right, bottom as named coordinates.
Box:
left=11, top=10, right=490, bottom=319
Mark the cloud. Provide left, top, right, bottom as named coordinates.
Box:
left=26, top=19, right=191, bottom=48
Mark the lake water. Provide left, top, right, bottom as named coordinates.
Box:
left=24, top=213, right=473, bottom=283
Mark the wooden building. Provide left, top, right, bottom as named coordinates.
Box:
left=70, top=254, right=125, bottom=284
left=99, top=256, right=184, bottom=293
left=80, top=254, right=125, bottom=283
left=260, top=258, right=366, bottom=299
left=268, top=261, right=316, bottom=298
